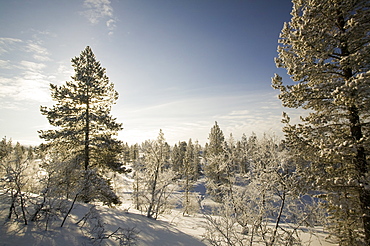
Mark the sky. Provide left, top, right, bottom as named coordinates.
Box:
left=0, top=0, right=298, bottom=146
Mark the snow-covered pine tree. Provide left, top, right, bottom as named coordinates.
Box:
left=171, top=141, right=187, bottom=174
left=206, top=121, right=225, bottom=158
left=181, top=138, right=201, bottom=215
left=272, top=0, right=370, bottom=243
left=39, top=46, right=124, bottom=205
left=204, top=121, right=227, bottom=200
left=192, top=140, right=202, bottom=180
left=0, top=137, right=12, bottom=160
left=234, top=134, right=248, bottom=174
left=129, top=143, right=139, bottom=162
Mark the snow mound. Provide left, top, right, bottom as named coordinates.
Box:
left=0, top=201, right=207, bottom=246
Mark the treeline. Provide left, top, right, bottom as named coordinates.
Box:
left=1, top=121, right=316, bottom=245
left=124, top=124, right=322, bottom=245
left=2, top=0, right=370, bottom=244
left=0, top=117, right=363, bottom=245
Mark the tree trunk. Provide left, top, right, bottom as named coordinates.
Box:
left=349, top=106, right=370, bottom=242
left=134, top=172, right=140, bottom=210
left=339, top=12, right=370, bottom=238
left=19, top=192, right=27, bottom=225
left=84, top=96, right=90, bottom=171
left=61, top=193, right=79, bottom=227
left=83, top=88, right=90, bottom=203
left=8, top=191, right=17, bottom=220
left=147, top=162, right=160, bottom=219
left=270, top=190, right=286, bottom=246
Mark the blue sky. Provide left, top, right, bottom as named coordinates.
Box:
left=0, top=0, right=296, bottom=145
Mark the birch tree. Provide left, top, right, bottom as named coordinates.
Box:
left=0, top=140, right=36, bottom=225
left=204, top=135, right=321, bottom=245
left=272, top=0, right=370, bottom=243
left=134, top=130, right=175, bottom=219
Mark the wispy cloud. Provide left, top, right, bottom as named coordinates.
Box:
left=0, top=38, right=53, bottom=106
left=57, top=62, right=74, bottom=76
left=20, top=60, right=46, bottom=71
left=0, top=70, right=51, bottom=104
left=116, top=92, right=287, bottom=144
left=229, top=110, right=250, bottom=115
left=106, top=18, right=117, bottom=36
left=26, top=42, right=51, bottom=61
left=0, top=38, right=23, bottom=55
left=206, top=93, right=287, bottom=139
left=81, top=0, right=117, bottom=35
left=83, top=0, right=113, bottom=24
left=0, top=60, right=14, bottom=69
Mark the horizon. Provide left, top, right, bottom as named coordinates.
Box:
left=0, top=0, right=298, bottom=146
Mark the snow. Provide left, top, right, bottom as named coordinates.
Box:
left=0, top=175, right=337, bottom=246
left=0, top=202, right=207, bottom=246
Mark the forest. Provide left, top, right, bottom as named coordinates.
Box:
left=0, top=125, right=332, bottom=245
left=1, top=0, right=370, bottom=245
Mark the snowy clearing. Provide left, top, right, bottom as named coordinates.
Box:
left=0, top=174, right=337, bottom=245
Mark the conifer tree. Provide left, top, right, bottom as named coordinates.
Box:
left=272, top=1, right=370, bottom=243
left=39, top=46, right=123, bottom=204
left=192, top=140, right=202, bottom=180
left=129, top=143, right=139, bottom=162
left=171, top=141, right=187, bottom=174
left=205, top=122, right=227, bottom=199
left=0, top=137, right=12, bottom=160
left=182, top=138, right=198, bottom=215
left=206, top=121, right=225, bottom=158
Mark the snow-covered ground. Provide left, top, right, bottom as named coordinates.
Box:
left=0, top=173, right=337, bottom=245
left=0, top=196, right=209, bottom=246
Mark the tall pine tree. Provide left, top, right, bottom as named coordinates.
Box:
left=39, top=46, right=124, bottom=204
left=272, top=1, right=370, bottom=244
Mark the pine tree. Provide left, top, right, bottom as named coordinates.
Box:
left=192, top=140, right=202, bottom=180
left=272, top=0, right=370, bottom=243
left=205, top=122, right=228, bottom=200
left=0, top=137, right=12, bottom=160
left=181, top=138, right=201, bottom=215
left=171, top=141, right=187, bottom=174
left=206, top=121, right=225, bottom=158
left=39, top=46, right=124, bottom=204
left=129, top=143, right=139, bottom=162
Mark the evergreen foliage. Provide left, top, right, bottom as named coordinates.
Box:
left=205, top=122, right=227, bottom=199
left=272, top=0, right=370, bottom=243
left=181, top=138, right=201, bottom=215
left=171, top=141, right=187, bottom=174
left=39, top=46, right=124, bottom=205
left=206, top=121, right=225, bottom=158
